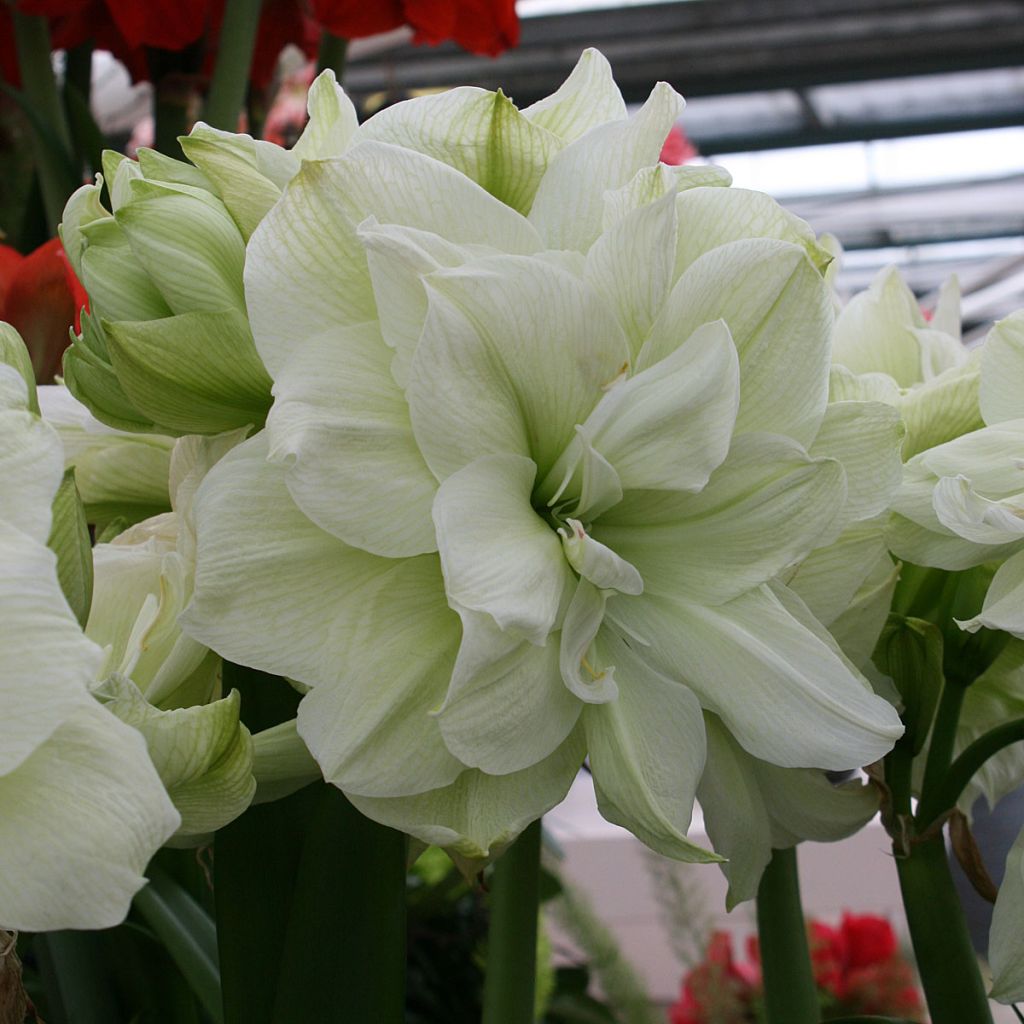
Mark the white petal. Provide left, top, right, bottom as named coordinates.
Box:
left=0, top=521, right=105, bottom=774
left=608, top=584, right=903, bottom=769
left=407, top=256, right=629, bottom=481
left=640, top=239, right=832, bottom=446
left=293, top=69, right=359, bottom=160
left=359, top=87, right=562, bottom=213
left=0, top=406, right=63, bottom=543
left=809, top=400, right=905, bottom=527
left=673, top=186, right=831, bottom=281
left=583, top=193, right=677, bottom=354
left=267, top=322, right=438, bottom=557
left=347, top=728, right=585, bottom=864
left=566, top=319, right=740, bottom=495
left=585, top=628, right=716, bottom=861
left=433, top=453, right=571, bottom=644
left=0, top=699, right=179, bottom=931
left=559, top=578, right=620, bottom=703
left=435, top=608, right=580, bottom=774
left=933, top=475, right=1024, bottom=546
left=181, top=433, right=463, bottom=798
left=602, top=163, right=732, bottom=229
left=595, top=433, right=845, bottom=605
left=959, top=549, right=1024, bottom=637
left=357, top=220, right=489, bottom=386
left=559, top=519, right=642, bottom=596
left=981, top=311, right=1024, bottom=426
left=521, top=48, right=627, bottom=142
left=528, top=82, right=684, bottom=252
left=991, top=825, right=1024, bottom=1002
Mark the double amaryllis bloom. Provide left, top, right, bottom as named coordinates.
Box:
left=161, top=51, right=904, bottom=867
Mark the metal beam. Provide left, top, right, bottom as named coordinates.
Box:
left=345, top=0, right=1024, bottom=107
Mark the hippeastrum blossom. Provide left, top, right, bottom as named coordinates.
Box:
left=0, top=322, right=178, bottom=931
left=59, top=71, right=354, bottom=438
left=829, top=267, right=982, bottom=459
left=888, top=310, right=1024, bottom=635
left=179, top=52, right=903, bottom=865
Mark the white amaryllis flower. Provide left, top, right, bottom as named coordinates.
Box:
left=0, top=325, right=178, bottom=931
left=182, top=52, right=902, bottom=865
left=888, top=310, right=1024, bottom=636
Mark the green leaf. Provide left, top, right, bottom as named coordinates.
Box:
left=872, top=614, right=944, bottom=755
left=46, top=468, right=93, bottom=628
left=132, top=870, right=223, bottom=1022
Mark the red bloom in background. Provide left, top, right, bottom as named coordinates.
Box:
left=670, top=914, right=925, bottom=1023
left=669, top=932, right=757, bottom=1024
left=659, top=122, right=699, bottom=165
left=841, top=912, right=898, bottom=970
left=0, top=238, right=88, bottom=384
left=312, top=0, right=519, bottom=56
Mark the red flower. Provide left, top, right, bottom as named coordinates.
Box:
left=311, top=0, right=519, bottom=56
left=668, top=932, right=758, bottom=1024
left=0, top=238, right=88, bottom=384
left=659, top=123, right=698, bottom=165
left=840, top=912, right=898, bottom=970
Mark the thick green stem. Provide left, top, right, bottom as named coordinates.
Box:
left=919, top=716, right=1024, bottom=829
left=896, top=834, right=992, bottom=1024
left=11, top=10, right=76, bottom=229
left=316, top=32, right=349, bottom=80
left=272, top=788, right=407, bottom=1022
left=756, top=846, right=819, bottom=1024
left=482, top=819, right=543, bottom=1024
left=152, top=82, right=191, bottom=157
left=204, top=0, right=262, bottom=129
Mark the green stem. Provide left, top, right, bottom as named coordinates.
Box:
left=272, top=788, right=407, bottom=1022
left=11, top=10, right=76, bottom=230
left=885, top=739, right=915, bottom=820
left=316, top=31, right=349, bottom=80
left=756, top=846, right=819, bottom=1024
left=64, top=42, right=93, bottom=108
left=896, top=834, right=992, bottom=1024
left=919, top=716, right=1024, bottom=829
left=918, top=677, right=966, bottom=817
left=482, top=819, right=543, bottom=1024
left=204, top=0, right=262, bottom=129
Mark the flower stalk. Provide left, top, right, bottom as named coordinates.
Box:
left=203, top=0, right=263, bottom=129
left=482, top=818, right=543, bottom=1024
left=896, top=834, right=993, bottom=1024
left=755, top=846, right=819, bottom=1024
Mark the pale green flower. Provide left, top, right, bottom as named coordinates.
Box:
left=181, top=52, right=902, bottom=867
left=0, top=327, right=179, bottom=931
left=888, top=311, right=1024, bottom=637
left=829, top=266, right=982, bottom=458
left=87, top=429, right=256, bottom=841
left=58, top=71, right=356, bottom=437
